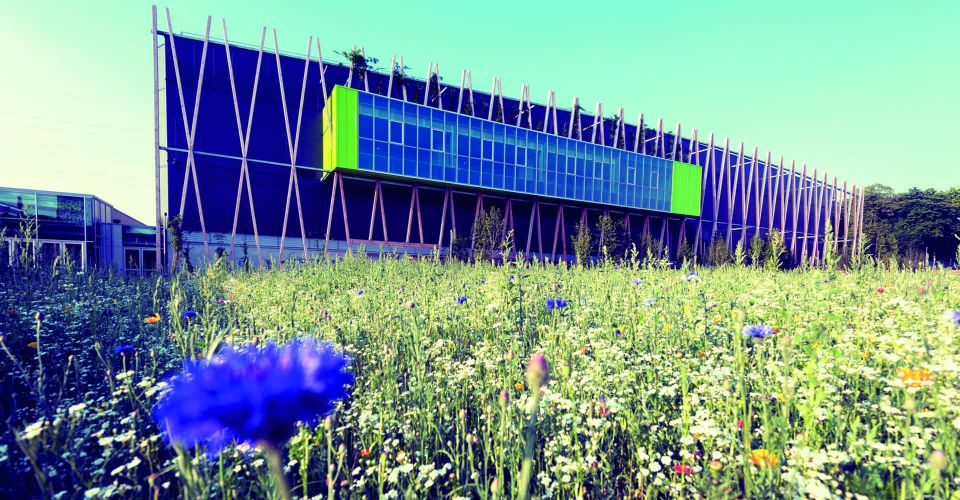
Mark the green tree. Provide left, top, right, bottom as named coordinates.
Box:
left=471, top=207, right=505, bottom=263
left=596, top=214, right=622, bottom=263
left=707, top=236, right=730, bottom=266
left=748, top=234, right=765, bottom=268
left=572, top=222, right=592, bottom=267
left=763, top=229, right=785, bottom=270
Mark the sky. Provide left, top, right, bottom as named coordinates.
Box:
left=1, top=0, right=957, bottom=224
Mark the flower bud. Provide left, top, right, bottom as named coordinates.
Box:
left=930, top=450, right=947, bottom=471
left=904, top=397, right=916, bottom=412
left=525, top=353, right=549, bottom=389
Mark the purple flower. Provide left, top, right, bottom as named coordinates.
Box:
left=457, top=296, right=468, bottom=305
left=742, top=324, right=775, bottom=339
left=182, top=310, right=198, bottom=319
left=633, top=278, right=643, bottom=285
left=114, top=345, right=134, bottom=355
left=153, top=337, right=352, bottom=453
left=683, top=272, right=699, bottom=281
left=944, top=310, right=960, bottom=326
left=643, top=298, right=656, bottom=306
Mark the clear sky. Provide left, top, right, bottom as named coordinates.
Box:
left=1, top=0, right=957, bottom=224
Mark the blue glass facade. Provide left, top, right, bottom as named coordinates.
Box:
left=353, top=90, right=674, bottom=213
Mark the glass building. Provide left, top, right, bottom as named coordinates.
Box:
left=324, top=86, right=701, bottom=217
left=0, top=187, right=157, bottom=274
left=154, top=14, right=864, bottom=269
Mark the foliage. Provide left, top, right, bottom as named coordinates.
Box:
left=677, top=236, right=695, bottom=265
left=471, top=207, right=505, bottom=263
left=167, top=215, right=192, bottom=273
left=863, top=184, right=960, bottom=265
left=337, top=48, right=379, bottom=83
left=449, top=233, right=470, bottom=262
left=748, top=234, right=765, bottom=268
left=1, top=258, right=959, bottom=498
left=572, top=221, right=592, bottom=267
left=763, top=229, right=786, bottom=270
left=596, top=214, right=621, bottom=263
left=707, top=236, right=731, bottom=266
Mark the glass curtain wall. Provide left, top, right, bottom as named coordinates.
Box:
left=353, top=90, right=674, bottom=213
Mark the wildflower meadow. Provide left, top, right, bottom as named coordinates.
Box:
left=1, top=255, right=958, bottom=498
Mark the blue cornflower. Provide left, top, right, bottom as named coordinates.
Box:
left=742, top=324, right=775, bottom=339
left=633, top=278, right=643, bottom=285
left=356, top=290, right=364, bottom=295
left=683, top=271, right=699, bottom=281
left=508, top=275, right=515, bottom=280
left=480, top=279, right=486, bottom=284
left=546, top=299, right=568, bottom=309
left=153, top=337, right=352, bottom=453
left=114, top=345, right=134, bottom=355
left=182, top=310, right=198, bottom=319
left=643, top=298, right=656, bottom=306
left=943, top=310, right=960, bottom=326
left=457, top=296, right=468, bottom=305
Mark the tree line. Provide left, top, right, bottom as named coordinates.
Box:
left=862, top=184, right=960, bottom=266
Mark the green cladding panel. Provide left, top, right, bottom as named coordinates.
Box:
left=322, top=86, right=359, bottom=171
left=669, top=161, right=702, bottom=216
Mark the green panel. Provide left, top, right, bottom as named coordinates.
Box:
left=322, top=86, right=359, bottom=171
left=669, top=161, right=702, bottom=216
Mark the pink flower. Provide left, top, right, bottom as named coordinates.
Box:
left=673, top=464, right=693, bottom=474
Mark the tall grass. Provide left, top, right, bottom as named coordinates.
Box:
left=0, top=255, right=957, bottom=498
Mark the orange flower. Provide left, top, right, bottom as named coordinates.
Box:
left=515, top=382, right=524, bottom=392
left=772, top=326, right=780, bottom=335
left=748, top=449, right=778, bottom=467
left=359, top=448, right=371, bottom=458
left=144, top=313, right=161, bottom=324
left=26, top=341, right=38, bottom=349
left=897, top=368, right=931, bottom=387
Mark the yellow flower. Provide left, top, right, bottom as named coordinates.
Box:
left=515, top=382, right=524, bottom=392
left=748, top=449, right=778, bottom=467
left=26, top=341, right=38, bottom=349
left=144, top=313, right=161, bottom=324
left=896, top=368, right=931, bottom=387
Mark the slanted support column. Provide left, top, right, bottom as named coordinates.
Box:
left=223, top=21, right=266, bottom=267
left=164, top=9, right=212, bottom=264
left=470, top=194, right=484, bottom=256
left=405, top=186, right=424, bottom=244
left=273, top=29, right=312, bottom=262
left=368, top=181, right=388, bottom=241
left=324, top=172, right=351, bottom=257
left=551, top=205, right=567, bottom=262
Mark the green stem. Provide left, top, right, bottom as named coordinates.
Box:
left=263, top=443, right=291, bottom=500
left=517, top=389, right=542, bottom=500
